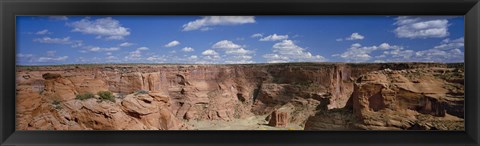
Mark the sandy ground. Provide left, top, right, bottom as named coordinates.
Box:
left=187, top=115, right=304, bottom=130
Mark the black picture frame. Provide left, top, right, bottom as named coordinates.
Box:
left=1, top=0, right=479, bottom=145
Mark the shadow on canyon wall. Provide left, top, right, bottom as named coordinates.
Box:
left=15, top=62, right=464, bottom=130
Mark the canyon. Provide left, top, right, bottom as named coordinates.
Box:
left=15, top=63, right=464, bottom=130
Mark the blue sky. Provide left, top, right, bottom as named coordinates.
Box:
left=16, top=16, right=464, bottom=65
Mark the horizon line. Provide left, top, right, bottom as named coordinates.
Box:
left=16, top=62, right=466, bottom=67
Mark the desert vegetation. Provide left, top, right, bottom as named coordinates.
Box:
left=75, top=92, right=95, bottom=100
left=15, top=63, right=464, bottom=130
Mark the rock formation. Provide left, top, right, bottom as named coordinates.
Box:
left=16, top=63, right=464, bottom=130
left=305, top=66, right=464, bottom=130
left=268, top=111, right=289, bottom=127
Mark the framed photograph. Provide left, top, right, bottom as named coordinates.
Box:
left=1, top=0, right=479, bottom=145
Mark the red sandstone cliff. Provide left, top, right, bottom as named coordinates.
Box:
left=16, top=63, right=463, bottom=130
left=304, top=66, right=464, bottom=130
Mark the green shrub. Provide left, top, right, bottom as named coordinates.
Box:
left=52, top=100, right=60, bottom=105
left=97, top=91, right=115, bottom=102
left=75, top=92, right=95, bottom=100
left=134, top=90, right=149, bottom=95
left=42, top=73, right=62, bottom=79
left=52, top=100, right=62, bottom=109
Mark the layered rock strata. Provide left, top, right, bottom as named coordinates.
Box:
left=16, top=63, right=463, bottom=130
left=305, top=67, right=464, bottom=130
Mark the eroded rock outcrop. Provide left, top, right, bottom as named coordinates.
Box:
left=17, top=73, right=190, bottom=130
left=305, top=67, right=464, bottom=130
left=16, top=63, right=463, bottom=130
left=268, top=111, right=288, bottom=128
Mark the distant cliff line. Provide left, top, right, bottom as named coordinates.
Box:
left=16, top=62, right=465, bottom=68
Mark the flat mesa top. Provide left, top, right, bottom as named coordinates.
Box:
left=14, top=62, right=464, bottom=72
left=16, top=62, right=463, bottom=67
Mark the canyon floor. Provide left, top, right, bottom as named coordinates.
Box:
left=188, top=115, right=303, bottom=130
left=16, top=62, right=464, bottom=130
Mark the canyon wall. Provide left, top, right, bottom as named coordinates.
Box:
left=15, top=63, right=463, bottom=130
left=304, top=66, right=464, bottom=130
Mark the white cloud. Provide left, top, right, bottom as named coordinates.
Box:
left=441, top=37, right=463, bottom=44
left=433, top=37, right=464, bottom=50
left=379, top=43, right=390, bottom=49
left=201, top=50, right=221, bottom=62
left=146, top=55, right=167, bottom=62
left=385, top=49, right=416, bottom=60
left=203, top=56, right=221, bottom=61
left=224, top=55, right=255, bottom=64
left=86, top=46, right=120, bottom=52
left=189, top=55, right=198, bottom=59
left=70, top=17, right=130, bottom=40
left=394, top=16, right=450, bottom=39
left=88, top=47, right=101, bottom=52
left=136, top=47, right=149, bottom=51
left=96, top=39, right=256, bottom=64
left=126, top=50, right=142, bottom=60
left=342, top=38, right=464, bottom=63
left=225, top=48, right=253, bottom=55
left=272, top=40, right=304, bottom=55
left=35, top=29, right=51, bottom=35
left=224, top=48, right=255, bottom=64
left=406, top=38, right=464, bottom=62
left=34, top=37, right=83, bottom=48
left=106, top=56, right=118, bottom=60
left=210, top=40, right=256, bottom=64
left=46, top=51, right=56, bottom=57
left=37, top=56, right=68, bottom=62
left=33, top=37, right=72, bottom=44
left=103, top=55, right=122, bottom=63
left=181, top=47, right=194, bottom=52
left=212, top=40, right=242, bottom=50
left=375, top=54, right=386, bottom=58
left=351, top=43, right=362, bottom=48
left=182, top=16, right=255, bottom=31
left=259, top=34, right=289, bottom=41
left=164, top=40, right=180, bottom=47
left=146, top=54, right=201, bottom=64
left=345, top=33, right=365, bottom=40
left=264, top=40, right=326, bottom=63
left=333, top=43, right=402, bottom=62
left=413, top=48, right=463, bottom=62
left=17, top=54, right=56, bottom=64
left=251, top=33, right=263, bottom=38
left=202, top=49, right=219, bottom=56
left=119, top=42, right=134, bottom=47
left=382, top=38, right=463, bottom=62
left=77, top=55, right=118, bottom=63
left=17, top=53, right=33, bottom=58
left=76, top=57, right=94, bottom=63
left=104, top=47, right=120, bottom=51
left=336, top=33, right=365, bottom=41
left=263, top=54, right=290, bottom=63
left=17, top=54, right=36, bottom=64
left=200, top=27, right=212, bottom=31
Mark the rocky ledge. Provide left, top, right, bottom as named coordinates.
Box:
left=16, top=63, right=464, bottom=130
